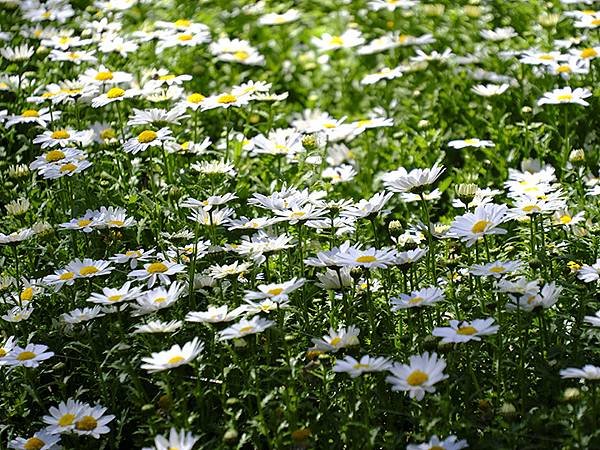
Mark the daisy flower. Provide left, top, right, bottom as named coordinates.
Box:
left=5, top=108, right=58, bottom=128
left=448, top=138, right=495, bottom=149
left=61, top=306, right=106, bottom=324
left=79, top=65, right=133, bottom=85
left=244, top=278, right=305, bottom=302
left=259, top=10, right=301, bottom=25
left=132, top=320, right=183, bottom=334
left=8, top=430, right=61, bottom=450
left=470, top=260, right=522, bottom=278
left=406, top=435, right=468, bottom=450
left=391, top=287, right=444, bottom=310
left=584, top=311, right=600, bottom=327
left=142, top=428, right=199, bottom=450
left=4, top=343, right=54, bottom=368
left=0, top=336, right=16, bottom=365
left=33, top=128, right=91, bottom=148
left=43, top=398, right=87, bottom=434
left=333, top=355, right=392, bottom=378
left=87, top=282, right=142, bottom=305
left=560, top=365, right=600, bottom=380
left=471, top=83, right=509, bottom=96
left=91, top=87, right=139, bottom=108
left=448, top=203, right=509, bottom=247
left=123, top=127, right=174, bottom=154
left=110, top=248, right=155, bottom=269
left=131, top=282, right=185, bottom=315
left=200, top=91, right=253, bottom=111
left=218, top=315, right=274, bottom=341
left=140, top=337, right=204, bottom=373
left=577, top=259, right=600, bottom=282
left=65, top=258, right=113, bottom=279
left=185, top=305, right=246, bottom=323
left=386, top=352, right=448, bottom=400
left=432, top=318, right=499, bottom=344
left=2, top=305, right=34, bottom=323
left=311, top=325, right=360, bottom=352
left=73, top=405, right=115, bottom=438
left=128, top=260, right=186, bottom=287
left=336, top=245, right=397, bottom=269
left=312, top=29, right=365, bottom=51
left=383, top=164, right=445, bottom=194
left=537, top=86, right=592, bottom=106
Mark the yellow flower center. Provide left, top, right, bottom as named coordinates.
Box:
left=592, top=18, right=600, bottom=26
left=58, top=413, right=76, bottom=426
left=407, top=370, right=429, bottom=386
left=17, top=351, right=36, bottom=361
left=79, top=266, right=99, bottom=276
left=429, top=446, right=445, bottom=450
left=557, top=93, right=573, bottom=102
left=154, top=297, right=167, bottom=304
left=60, top=163, right=77, bottom=173
left=556, top=65, right=571, bottom=73
left=581, top=47, right=598, bottom=58
left=126, top=250, right=142, bottom=257
left=489, top=266, right=505, bottom=273
left=471, top=220, right=490, bottom=233
left=78, top=219, right=92, bottom=227
left=409, top=296, right=424, bottom=305
left=239, top=326, right=255, bottom=334
left=329, top=337, right=342, bottom=346
left=187, top=93, right=205, bottom=103
left=178, top=34, right=193, bottom=41
left=51, top=129, right=70, bottom=139
left=108, top=220, right=125, bottom=227
left=175, top=18, right=191, bottom=27
left=159, top=74, right=176, bottom=81
left=457, top=325, right=478, bottom=335
left=464, top=138, right=478, bottom=145
left=75, top=415, right=98, bottom=431
left=233, top=50, right=249, bottom=60
left=100, top=128, right=116, bottom=140
left=20, top=287, right=34, bottom=301
left=137, top=130, right=158, bottom=143
left=168, top=355, right=185, bottom=364
left=267, top=287, right=284, bottom=296
left=353, top=363, right=370, bottom=369
left=23, top=437, right=45, bottom=450
left=59, top=272, right=75, bottom=280
left=46, top=149, right=66, bottom=162
left=147, top=262, right=168, bottom=273
left=0, top=348, right=6, bottom=357
left=330, top=36, right=344, bottom=46
left=522, top=204, right=541, bottom=213
left=559, top=215, right=572, bottom=224
left=356, top=255, right=377, bottom=263
left=108, top=295, right=122, bottom=302
left=290, top=211, right=306, bottom=219
left=538, top=54, right=555, bottom=61
left=106, top=87, right=125, bottom=99
left=95, top=70, right=113, bottom=81
left=22, top=109, right=39, bottom=117
left=217, top=93, right=237, bottom=104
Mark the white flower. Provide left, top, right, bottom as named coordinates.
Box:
left=391, top=287, right=444, bottom=310
left=383, top=164, right=445, bottom=194
left=200, top=91, right=253, bottom=111
left=560, top=365, right=600, bottom=380
left=8, top=430, right=61, bottom=450
left=123, top=127, right=174, bottom=154
left=333, top=355, right=392, bottom=378
left=141, top=337, right=204, bottom=373
left=132, top=282, right=185, bottom=315
left=311, top=325, right=360, bottom=352
left=128, top=260, right=186, bottom=287
left=133, top=320, right=183, bottom=334
left=244, top=278, right=305, bottom=302
left=3, top=343, right=54, bottom=368
left=312, top=29, right=365, bottom=51
left=185, top=305, right=246, bottom=323
left=72, top=405, right=115, bottom=438
left=386, top=352, right=448, bottom=400
left=470, top=260, right=522, bottom=278
left=480, top=27, right=517, bottom=41
left=218, top=315, right=274, bottom=341
left=61, top=306, right=106, bottom=324
left=584, top=310, right=600, bottom=327
left=335, top=245, right=397, bottom=269
left=91, top=87, right=139, bottom=108
left=407, top=435, right=468, bottom=450
left=471, top=83, right=509, bottom=97
left=448, top=138, right=495, bottom=149
left=142, top=428, right=199, bottom=450
left=537, top=86, right=592, bottom=106
left=0, top=336, right=16, bottom=366
left=449, top=203, right=509, bottom=247
left=578, top=259, right=600, bottom=282
left=43, top=398, right=87, bottom=434
left=432, top=318, right=499, bottom=343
